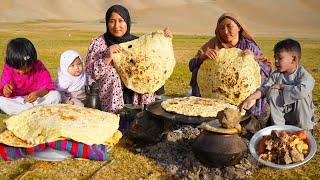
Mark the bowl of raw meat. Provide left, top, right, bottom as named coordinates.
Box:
left=249, top=125, right=317, bottom=169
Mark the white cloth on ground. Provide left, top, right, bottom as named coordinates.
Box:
left=0, top=90, right=61, bottom=115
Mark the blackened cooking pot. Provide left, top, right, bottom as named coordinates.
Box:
left=192, top=131, right=247, bottom=167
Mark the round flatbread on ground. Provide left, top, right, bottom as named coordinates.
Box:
left=161, top=96, right=243, bottom=118
left=197, top=48, right=261, bottom=105
left=113, top=31, right=175, bottom=94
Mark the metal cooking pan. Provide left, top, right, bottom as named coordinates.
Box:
left=145, top=100, right=251, bottom=125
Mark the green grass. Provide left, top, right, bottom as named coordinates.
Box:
left=0, top=22, right=319, bottom=179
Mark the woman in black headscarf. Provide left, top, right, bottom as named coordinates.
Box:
left=86, top=5, right=172, bottom=113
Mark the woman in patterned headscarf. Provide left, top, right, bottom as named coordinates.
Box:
left=189, top=12, right=273, bottom=128
left=86, top=5, right=172, bottom=114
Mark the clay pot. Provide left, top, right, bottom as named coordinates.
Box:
left=192, top=131, right=247, bottom=167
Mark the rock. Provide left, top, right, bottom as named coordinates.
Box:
left=235, top=164, right=246, bottom=170
left=212, top=168, right=223, bottom=179
left=213, top=175, right=223, bottom=180
left=199, top=172, right=211, bottom=180
left=167, top=164, right=178, bottom=175
left=167, top=131, right=183, bottom=142
left=217, top=108, right=241, bottom=129
left=127, top=111, right=164, bottom=143
left=246, top=170, right=253, bottom=176
left=223, top=166, right=237, bottom=179
left=135, top=148, right=141, bottom=153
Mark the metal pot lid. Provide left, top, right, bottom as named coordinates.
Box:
left=26, top=148, right=73, bottom=161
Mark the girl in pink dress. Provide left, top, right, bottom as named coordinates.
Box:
left=0, top=38, right=61, bottom=115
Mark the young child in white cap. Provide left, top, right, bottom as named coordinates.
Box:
left=56, top=50, right=86, bottom=106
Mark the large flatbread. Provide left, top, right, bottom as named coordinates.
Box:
left=0, top=129, right=122, bottom=148
left=4, top=104, right=120, bottom=146
left=113, top=31, right=175, bottom=94
left=197, top=48, right=261, bottom=105
left=161, top=96, right=243, bottom=118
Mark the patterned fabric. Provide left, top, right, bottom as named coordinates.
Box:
left=0, top=60, right=55, bottom=97
left=0, top=140, right=110, bottom=161
left=85, top=36, right=155, bottom=113
left=0, top=143, right=46, bottom=161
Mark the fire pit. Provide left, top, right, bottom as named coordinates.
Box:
left=133, top=125, right=261, bottom=179
left=145, top=100, right=249, bottom=167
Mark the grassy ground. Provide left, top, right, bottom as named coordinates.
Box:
left=0, top=22, right=319, bottom=179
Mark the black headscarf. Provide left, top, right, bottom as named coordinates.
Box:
left=103, top=5, right=137, bottom=46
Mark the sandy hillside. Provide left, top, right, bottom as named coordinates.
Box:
left=0, top=0, right=320, bottom=38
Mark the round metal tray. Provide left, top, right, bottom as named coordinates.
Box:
left=249, top=125, right=317, bottom=169
left=146, top=100, right=251, bottom=125
left=26, top=148, right=73, bottom=161
left=146, top=100, right=215, bottom=125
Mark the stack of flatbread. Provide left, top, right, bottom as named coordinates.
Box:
left=113, top=31, right=176, bottom=94
left=161, top=96, right=244, bottom=118
left=197, top=48, right=261, bottom=105
left=0, top=104, right=121, bottom=148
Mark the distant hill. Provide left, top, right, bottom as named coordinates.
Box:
left=1, top=0, right=320, bottom=38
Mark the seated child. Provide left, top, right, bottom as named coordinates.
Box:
left=56, top=50, right=86, bottom=106
left=240, top=39, right=315, bottom=130
left=0, top=38, right=61, bottom=115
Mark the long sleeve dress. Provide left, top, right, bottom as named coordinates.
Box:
left=0, top=60, right=61, bottom=114
left=86, top=36, right=155, bottom=113
left=189, top=36, right=272, bottom=119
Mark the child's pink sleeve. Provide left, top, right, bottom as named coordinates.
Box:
left=0, top=64, right=13, bottom=95
left=36, top=61, right=55, bottom=91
